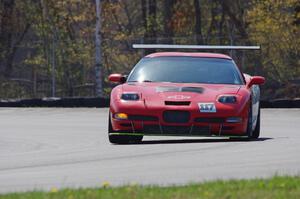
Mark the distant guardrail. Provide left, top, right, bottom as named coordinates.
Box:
left=0, top=97, right=109, bottom=108
left=0, top=97, right=299, bottom=108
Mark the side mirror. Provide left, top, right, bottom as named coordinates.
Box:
left=248, top=76, right=265, bottom=88
left=108, top=74, right=127, bottom=84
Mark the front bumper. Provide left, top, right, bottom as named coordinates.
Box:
left=110, top=108, right=249, bottom=137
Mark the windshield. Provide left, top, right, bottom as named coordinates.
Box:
left=127, top=57, right=244, bottom=85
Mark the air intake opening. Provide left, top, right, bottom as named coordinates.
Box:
left=163, top=110, right=190, bottom=123
left=165, top=101, right=191, bottom=106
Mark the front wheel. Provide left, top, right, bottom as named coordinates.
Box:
left=251, top=107, right=260, bottom=139
left=246, top=103, right=260, bottom=139
left=108, top=114, right=143, bottom=144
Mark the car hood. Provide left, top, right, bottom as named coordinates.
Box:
left=121, top=82, right=241, bottom=102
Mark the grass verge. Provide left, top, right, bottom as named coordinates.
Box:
left=1, top=176, right=299, bottom=199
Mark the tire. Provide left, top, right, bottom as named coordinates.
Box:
left=246, top=103, right=260, bottom=139
left=246, top=102, right=253, bottom=139
left=108, top=114, right=143, bottom=144
left=251, top=107, right=260, bottom=139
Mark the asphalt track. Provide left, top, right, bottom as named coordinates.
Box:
left=0, top=108, right=299, bottom=193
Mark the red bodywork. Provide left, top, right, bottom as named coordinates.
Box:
left=109, top=52, right=262, bottom=137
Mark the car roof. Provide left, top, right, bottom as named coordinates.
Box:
left=145, top=52, right=232, bottom=60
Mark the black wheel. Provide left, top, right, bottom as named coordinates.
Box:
left=251, top=106, right=260, bottom=139
left=108, top=114, right=143, bottom=144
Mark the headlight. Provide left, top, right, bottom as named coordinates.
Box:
left=218, top=95, right=237, bottom=103
left=121, top=93, right=140, bottom=101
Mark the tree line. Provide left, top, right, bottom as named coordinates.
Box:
left=0, top=0, right=299, bottom=99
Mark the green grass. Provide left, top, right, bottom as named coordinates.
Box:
left=1, top=176, right=300, bottom=199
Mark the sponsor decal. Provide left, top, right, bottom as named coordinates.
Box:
left=167, top=95, right=191, bottom=100
left=198, top=103, right=216, bottom=113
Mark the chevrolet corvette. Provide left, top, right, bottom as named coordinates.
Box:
left=108, top=45, right=265, bottom=144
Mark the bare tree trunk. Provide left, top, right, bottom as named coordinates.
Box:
left=0, top=0, right=15, bottom=77
left=140, top=0, right=147, bottom=55
left=145, top=0, right=157, bottom=54
left=219, top=0, right=249, bottom=44
left=163, top=0, right=175, bottom=44
left=218, top=3, right=225, bottom=45
left=95, top=0, right=103, bottom=97
left=0, top=0, right=31, bottom=79
left=4, top=23, right=30, bottom=78
left=194, top=0, right=203, bottom=44
left=141, top=0, right=147, bottom=31
left=32, top=65, right=37, bottom=97
left=51, top=28, right=56, bottom=97
left=206, top=2, right=217, bottom=43
left=294, top=3, right=300, bottom=25
left=122, top=1, right=133, bottom=34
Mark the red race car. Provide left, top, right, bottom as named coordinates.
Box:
left=108, top=45, right=265, bottom=144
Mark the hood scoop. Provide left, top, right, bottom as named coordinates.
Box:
left=156, top=86, right=203, bottom=94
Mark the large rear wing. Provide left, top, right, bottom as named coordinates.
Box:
left=132, top=44, right=260, bottom=50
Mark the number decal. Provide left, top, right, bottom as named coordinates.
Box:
left=198, top=103, right=217, bottom=113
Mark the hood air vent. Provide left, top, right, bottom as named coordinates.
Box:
left=156, top=86, right=203, bottom=93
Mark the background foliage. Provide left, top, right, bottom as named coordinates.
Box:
left=0, top=0, right=299, bottom=99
